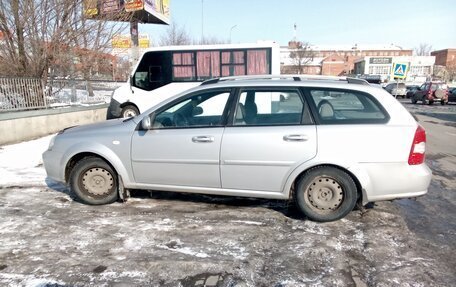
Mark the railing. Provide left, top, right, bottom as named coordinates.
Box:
left=0, top=77, right=124, bottom=112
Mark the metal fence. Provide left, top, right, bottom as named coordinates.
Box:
left=0, top=77, right=124, bottom=112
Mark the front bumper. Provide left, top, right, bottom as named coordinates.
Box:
left=42, top=149, right=66, bottom=184
left=106, top=98, right=122, bottom=119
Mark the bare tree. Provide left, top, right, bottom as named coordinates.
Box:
left=414, top=43, right=433, bottom=56
left=288, top=41, right=314, bottom=74
left=195, top=36, right=227, bottom=45
left=0, top=0, right=127, bottom=80
left=158, top=22, right=191, bottom=46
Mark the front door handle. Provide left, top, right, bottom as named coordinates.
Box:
left=283, top=134, right=308, bottom=142
left=192, top=136, right=214, bottom=143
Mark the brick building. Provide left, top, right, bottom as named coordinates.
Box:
left=431, top=49, right=456, bottom=82
left=431, top=49, right=456, bottom=67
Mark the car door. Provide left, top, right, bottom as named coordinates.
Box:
left=220, top=88, right=317, bottom=192
left=131, top=88, right=232, bottom=188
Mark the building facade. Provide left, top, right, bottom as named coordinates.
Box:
left=431, top=49, right=456, bottom=82
left=353, top=56, right=435, bottom=83
left=280, top=42, right=413, bottom=76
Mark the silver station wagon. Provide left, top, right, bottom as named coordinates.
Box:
left=43, top=75, right=432, bottom=222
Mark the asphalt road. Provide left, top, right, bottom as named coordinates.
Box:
left=0, top=99, right=455, bottom=287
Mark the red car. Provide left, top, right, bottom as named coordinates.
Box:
left=411, top=81, right=449, bottom=105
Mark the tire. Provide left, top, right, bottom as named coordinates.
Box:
left=411, top=97, right=417, bottom=104
left=421, top=96, right=427, bottom=105
left=69, top=157, right=119, bottom=205
left=295, top=166, right=358, bottom=222
left=121, top=105, right=139, bottom=118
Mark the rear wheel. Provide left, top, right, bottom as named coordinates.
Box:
left=69, top=157, right=119, bottom=205
left=295, top=166, right=358, bottom=222
left=411, top=97, right=417, bottom=104
left=121, top=105, right=139, bottom=118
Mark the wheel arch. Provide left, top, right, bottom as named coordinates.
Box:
left=285, top=162, right=370, bottom=206
left=120, top=102, right=140, bottom=112
left=62, top=143, right=133, bottom=186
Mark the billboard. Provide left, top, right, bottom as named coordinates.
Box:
left=84, top=0, right=170, bottom=24
left=125, top=0, right=144, bottom=12
left=144, top=0, right=170, bottom=24
left=83, top=0, right=99, bottom=16
left=112, top=34, right=150, bottom=49
left=101, top=0, right=122, bottom=14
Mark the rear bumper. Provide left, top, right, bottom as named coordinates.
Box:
left=362, top=162, right=432, bottom=202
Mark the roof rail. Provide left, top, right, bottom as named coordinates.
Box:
left=200, top=74, right=370, bottom=86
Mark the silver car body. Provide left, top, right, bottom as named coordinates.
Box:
left=43, top=78, right=431, bottom=205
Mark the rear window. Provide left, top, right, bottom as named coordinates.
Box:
left=308, top=89, right=389, bottom=124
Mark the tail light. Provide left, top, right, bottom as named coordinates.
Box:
left=408, top=125, right=426, bottom=165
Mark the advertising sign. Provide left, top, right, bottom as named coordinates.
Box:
left=144, top=0, right=170, bottom=24
left=112, top=35, right=131, bottom=49
left=369, top=57, right=392, bottom=65
left=139, top=34, right=150, bottom=48
left=112, top=34, right=150, bottom=49
left=125, top=0, right=144, bottom=12
left=101, top=0, right=121, bottom=14
left=83, top=0, right=99, bottom=17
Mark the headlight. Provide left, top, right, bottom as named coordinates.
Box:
left=48, top=135, right=56, bottom=151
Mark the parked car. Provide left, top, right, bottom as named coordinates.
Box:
left=383, top=82, right=407, bottom=98
left=410, top=81, right=449, bottom=105
left=42, top=75, right=431, bottom=222
left=448, top=87, right=456, bottom=103
left=406, top=85, right=420, bottom=98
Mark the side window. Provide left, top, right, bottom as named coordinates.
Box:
left=309, top=89, right=388, bottom=124
left=153, top=90, right=230, bottom=129
left=233, top=89, right=307, bottom=126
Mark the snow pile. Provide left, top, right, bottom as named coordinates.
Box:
left=0, top=135, right=53, bottom=187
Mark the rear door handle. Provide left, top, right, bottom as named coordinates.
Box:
left=283, top=134, right=308, bottom=142
left=192, top=136, right=214, bottom=143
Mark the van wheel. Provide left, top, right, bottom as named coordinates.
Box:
left=295, top=167, right=358, bottom=222
left=121, top=105, right=139, bottom=118
left=69, top=157, right=119, bottom=205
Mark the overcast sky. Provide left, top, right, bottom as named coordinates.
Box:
left=141, top=0, right=456, bottom=50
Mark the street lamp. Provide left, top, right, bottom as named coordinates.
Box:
left=229, top=25, right=237, bottom=43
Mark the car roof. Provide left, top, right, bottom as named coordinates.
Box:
left=199, top=75, right=373, bottom=90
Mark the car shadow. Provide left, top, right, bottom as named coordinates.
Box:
left=130, top=189, right=306, bottom=220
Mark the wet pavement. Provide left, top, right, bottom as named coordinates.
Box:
left=0, top=99, right=455, bottom=286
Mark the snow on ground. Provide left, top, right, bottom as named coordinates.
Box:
left=0, top=135, right=54, bottom=187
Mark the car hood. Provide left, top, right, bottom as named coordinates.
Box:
left=60, top=117, right=136, bottom=136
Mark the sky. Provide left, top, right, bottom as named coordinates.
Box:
left=141, top=0, right=456, bottom=50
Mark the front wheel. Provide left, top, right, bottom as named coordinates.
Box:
left=69, top=157, right=119, bottom=205
left=295, top=167, right=358, bottom=222
left=121, top=105, right=139, bottom=118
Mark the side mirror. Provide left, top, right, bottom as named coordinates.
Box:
left=141, top=115, right=153, bottom=130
